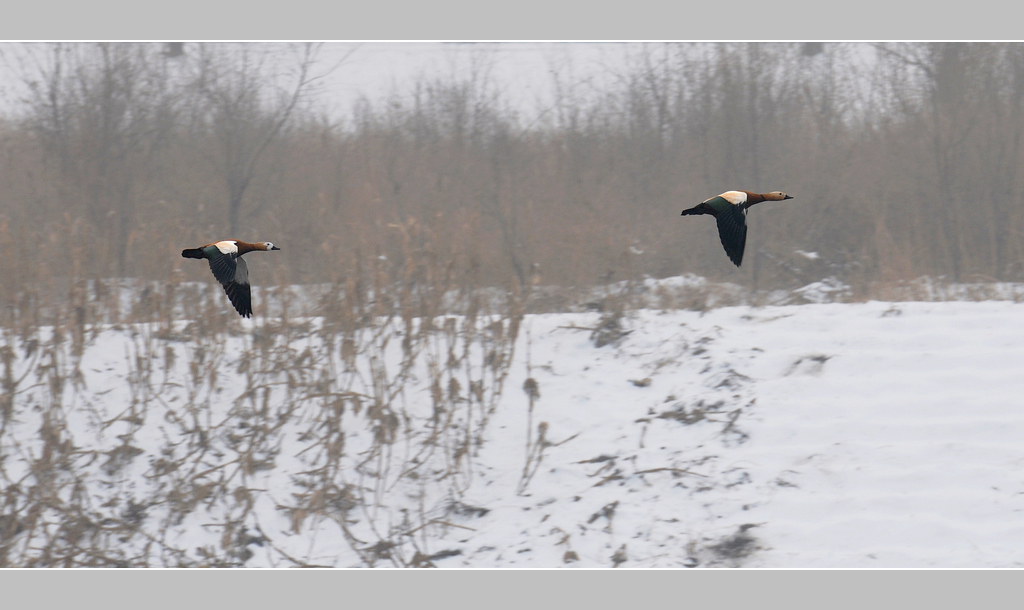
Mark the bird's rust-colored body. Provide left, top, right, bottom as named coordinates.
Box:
left=181, top=240, right=280, bottom=318
left=680, top=190, right=793, bottom=266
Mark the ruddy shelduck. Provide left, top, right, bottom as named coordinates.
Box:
left=181, top=240, right=280, bottom=318
left=680, top=190, right=793, bottom=267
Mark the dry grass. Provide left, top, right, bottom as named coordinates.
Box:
left=0, top=227, right=527, bottom=567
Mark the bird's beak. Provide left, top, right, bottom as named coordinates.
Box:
left=784, top=195, right=793, bottom=200
left=272, top=246, right=281, bottom=250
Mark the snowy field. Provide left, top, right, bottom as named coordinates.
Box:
left=3, top=279, right=1024, bottom=568
left=434, top=300, right=1024, bottom=568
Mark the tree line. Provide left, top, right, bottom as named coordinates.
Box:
left=2, top=42, right=1023, bottom=311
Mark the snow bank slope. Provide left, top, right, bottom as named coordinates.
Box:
left=451, top=301, right=1024, bottom=568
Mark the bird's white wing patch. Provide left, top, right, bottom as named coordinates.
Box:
left=719, top=191, right=748, bottom=205
left=234, top=257, right=249, bottom=285
left=214, top=241, right=239, bottom=255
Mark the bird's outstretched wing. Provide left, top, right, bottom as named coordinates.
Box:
left=714, top=205, right=748, bottom=267
left=207, top=254, right=252, bottom=317
left=206, top=250, right=238, bottom=286
left=223, top=281, right=252, bottom=318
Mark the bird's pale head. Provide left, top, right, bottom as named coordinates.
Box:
left=262, top=242, right=281, bottom=251
left=765, top=191, right=793, bottom=201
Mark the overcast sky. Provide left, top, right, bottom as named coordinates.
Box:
left=308, top=41, right=636, bottom=122
left=0, top=41, right=878, bottom=125
left=0, top=41, right=642, bottom=123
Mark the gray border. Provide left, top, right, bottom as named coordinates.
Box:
left=2, top=569, right=1022, bottom=607
left=0, top=0, right=1015, bottom=40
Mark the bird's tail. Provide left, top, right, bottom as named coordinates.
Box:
left=680, top=204, right=705, bottom=216
left=181, top=248, right=205, bottom=259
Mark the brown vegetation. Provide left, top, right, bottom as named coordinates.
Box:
left=2, top=42, right=1023, bottom=315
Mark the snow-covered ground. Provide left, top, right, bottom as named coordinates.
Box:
left=442, top=300, right=1024, bottom=568
left=4, top=280, right=1024, bottom=568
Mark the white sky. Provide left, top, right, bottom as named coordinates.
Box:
left=309, top=41, right=636, bottom=122
left=0, top=41, right=879, bottom=126
left=0, top=41, right=640, bottom=123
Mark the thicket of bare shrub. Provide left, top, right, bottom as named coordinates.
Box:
left=3, top=42, right=1024, bottom=307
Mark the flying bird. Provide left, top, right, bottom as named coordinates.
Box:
left=181, top=240, right=280, bottom=318
left=680, top=190, right=793, bottom=266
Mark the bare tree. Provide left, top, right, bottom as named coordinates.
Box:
left=875, top=42, right=1024, bottom=280
left=16, top=42, right=180, bottom=276
left=187, top=43, right=324, bottom=236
